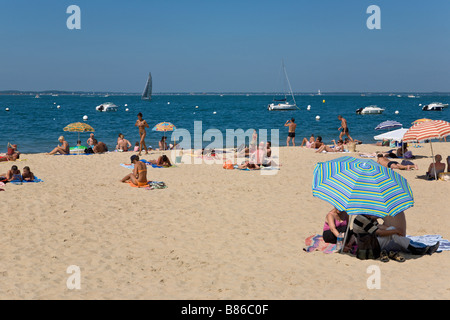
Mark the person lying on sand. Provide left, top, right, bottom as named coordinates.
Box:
left=1, top=165, right=22, bottom=182
left=47, top=136, right=70, bottom=155
left=377, top=154, right=418, bottom=170
left=148, top=155, right=172, bottom=167
left=315, top=139, right=344, bottom=153
left=238, top=160, right=260, bottom=170
left=121, top=155, right=148, bottom=187
left=93, top=139, right=108, bottom=153
left=21, top=166, right=35, bottom=181
left=1, top=144, right=21, bottom=161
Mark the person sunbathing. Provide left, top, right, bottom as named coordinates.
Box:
left=238, top=160, right=260, bottom=170
left=315, top=139, right=344, bottom=153
left=313, top=136, right=324, bottom=149
left=426, top=154, right=446, bottom=180
left=1, top=165, right=22, bottom=182
left=148, top=155, right=172, bottom=167
left=121, top=155, right=148, bottom=187
left=377, top=154, right=418, bottom=170
left=47, top=136, right=70, bottom=155
left=21, top=166, right=35, bottom=181
left=1, top=144, right=21, bottom=162
left=300, top=134, right=315, bottom=148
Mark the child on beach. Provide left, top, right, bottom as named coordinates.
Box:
left=22, top=166, right=35, bottom=181
left=1, top=165, right=22, bottom=182
left=134, top=142, right=139, bottom=152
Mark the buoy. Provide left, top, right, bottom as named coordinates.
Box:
left=57, top=105, right=61, bottom=109
left=395, top=110, right=399, bottom=114
left=5, top=108, right=10, bottom=112
left=316, top=115, right=320, bottom=120
left=167, top=102, right=170, bottom=105
left=419, top=104, right=422, bottom=107
left=124, top=104, right=128, bottom=107
left=323, top=100, right=325, bottom=103
left=195, top=106, right=199, bottom=108
left=125, top=108, right=129, bottom=112
left=307, top=105, right=311, bottom=110
left=213, top=111, right=217, bottom=114
left=83, top=115, right=88, bottom=121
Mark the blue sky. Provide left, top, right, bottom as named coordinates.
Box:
left=1, top=0, right=449, bottom=92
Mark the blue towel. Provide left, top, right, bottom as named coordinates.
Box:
left=22, top=176, right=43, bottom=183
left=406, top=235, right=450, bottom=252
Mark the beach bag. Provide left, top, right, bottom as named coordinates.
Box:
left=403, top=151, right=413, bottom=159
left=355, top=233, right=381, bottom=260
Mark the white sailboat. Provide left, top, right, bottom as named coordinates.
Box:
left=142, top=72, right=152, bottom=101
left=268, top=61, right=298, bottom=111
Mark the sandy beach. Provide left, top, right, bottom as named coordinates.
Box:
left=1, top=143, right=449, bottom=300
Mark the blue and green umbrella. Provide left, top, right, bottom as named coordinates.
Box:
left=375, top=120, right=403, bottom=131
left=312, top=156, right=414, bottom=218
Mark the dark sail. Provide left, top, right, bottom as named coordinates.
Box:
left=142, top=72, right=152, bottom=101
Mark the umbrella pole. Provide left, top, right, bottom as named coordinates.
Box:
left=340, top=216, right=353, bottom=254
left=430, top=141, right=437, bottom=181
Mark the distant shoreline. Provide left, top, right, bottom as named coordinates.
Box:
left=2, top=91, right=450, bottom=97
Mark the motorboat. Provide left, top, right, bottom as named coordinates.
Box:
left=96, top=102, right=118, bottom=112
left=422, top=102, right=448, bottom=111
left=356, top=105, right=385, bottom=114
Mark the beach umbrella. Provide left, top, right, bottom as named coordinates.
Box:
left=375, top=120, right=403, bottom=131
left=152, top=122, right=177, bottom=148
left=373, top=128, right=407, bottom=142
left=403, top=120, right=450, bottom=180
left=411, top=118, right=432, bottom=126
left=63, top=122, right=95, bottom=141
left=312, top=156, right=414, bottom=252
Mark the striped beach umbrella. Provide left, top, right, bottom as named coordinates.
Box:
left=312, top=156, right=414, bottom=218
left=403, top=120, right=450, bottom=142
left=375, top=120, right=403, bottom=131
left=403, top=120, right=450, bottom=180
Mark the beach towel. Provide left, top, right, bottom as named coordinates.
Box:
left=22, top=176, right=44, bottom=183
left=406, top=235, right=450, bottom=252
left=126, top=180, right=167, bottom=190
left=303, top=234, right=337, bottom=254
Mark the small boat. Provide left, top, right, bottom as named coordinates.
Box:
left=356, top=105, right=385, bottom=114
left=142, top=72, right=152, bottom=101
left=422, top=102, right=448, bottom=111
left=268, top=60, right=298, bottom=111
left=96, top=102, right=118, bottom=112
left=35, top=94, right=40, bottom=99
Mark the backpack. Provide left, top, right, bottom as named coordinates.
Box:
left=355, top=233, right=381, bottom=260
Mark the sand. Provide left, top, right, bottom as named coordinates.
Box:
left=0, top=143, right=449, bottom=300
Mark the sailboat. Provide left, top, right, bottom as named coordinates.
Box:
left=142, top=72, right=152, bottom=101
left=268, top=61, right=298, bottom=111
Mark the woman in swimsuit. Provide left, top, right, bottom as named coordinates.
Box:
left=121, top=155, right=148, bottom=187
left=135, top=113, right=149, bottom=156
left=322, top=207, right=351, bottom=244
left=315, top=139, right=344, bottom=153
left=148, top=155, right=172, bottom=167
left=47, top=136, right=70, bottom=155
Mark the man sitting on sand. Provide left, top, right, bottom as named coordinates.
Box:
left=116, top=134, right=132, bottom=152
left=92, top=139, right=108, bottom=154
left=377, top=154, right=418, bottom=170
left=47, top=136, right=70, bottom=155
left=313, top=136, right=324, bottom=149
left=426, top=154, right=446, bottom=180
left=121, top=155, right=148, bottom=187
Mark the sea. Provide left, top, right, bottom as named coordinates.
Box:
left=1, top=94, right=449, bottom=154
